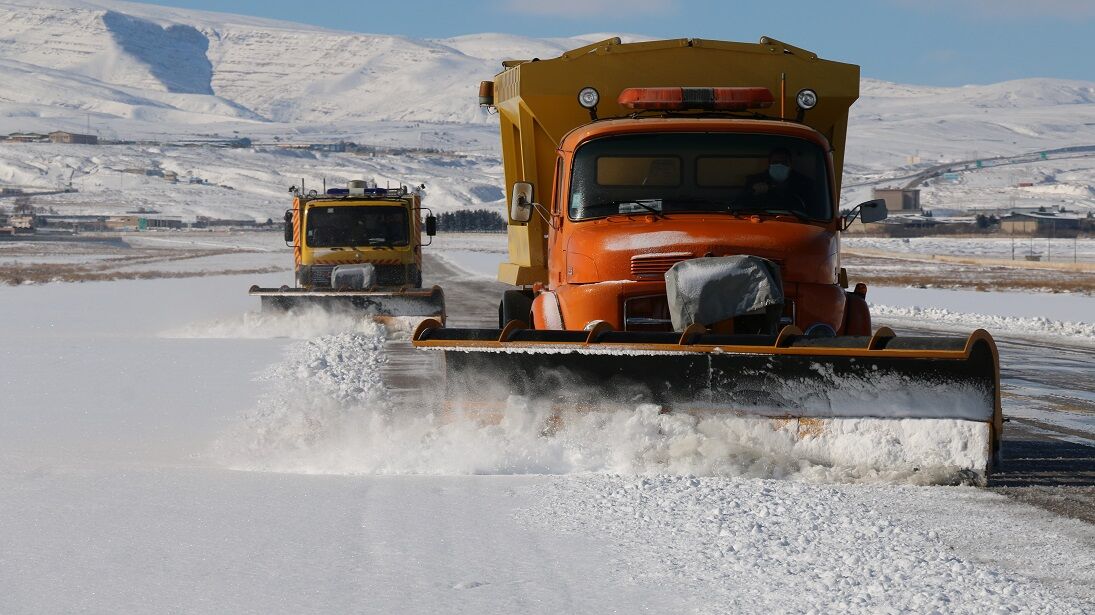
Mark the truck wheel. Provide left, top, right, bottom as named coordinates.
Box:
left=843, top=291, right=872, bottom=336
left=499, top=290, right=535, bottom=328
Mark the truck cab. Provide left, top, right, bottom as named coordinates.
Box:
left=537, top=117, right=860, bottom=335
left=287, top=184, right=433, bottom=290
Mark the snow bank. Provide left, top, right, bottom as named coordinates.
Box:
left=871, top=302, right=1095, bottom=344
left=845, top=236, right=1095, bottom=262
left=523, top=475, right=1094, bottom=613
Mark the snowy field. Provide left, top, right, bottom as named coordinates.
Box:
left=1, top=2, right=1094, bottom=611
left=1, top=251, right=1094, bottom=613
left=0, top=0, right=1094, bottom=225
left=844, top=236, right=1095, bottom=264
left=0, top=139, right=503, bottom=221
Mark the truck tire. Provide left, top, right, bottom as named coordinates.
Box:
left=843, top=291, right=872, bottom=336
left=499, top=290, right=535, bottom=328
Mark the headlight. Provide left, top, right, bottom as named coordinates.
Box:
left=796, top=88, right=818, bottom=110
left=577, top=87, right=600, bottom=109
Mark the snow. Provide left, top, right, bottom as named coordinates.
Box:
left=845, top=236, right=1095, bottom=263
left=0, top=141, right=504, bottom=221
left=0, top=0, right=1091, bottom=224
left=1, top=247, right=1093, bottom=612
left=528, top=476, right=1095, bottom=613
left=225, top=336, right=996, bottom=479
left=428, top=232, right=508, bottom=279
left=2, top=2, right=1095, bottom=611
left=868, top=286, right=1095, bottom=344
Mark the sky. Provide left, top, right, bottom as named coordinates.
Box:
left=128, top=0, right=1095, bottom=86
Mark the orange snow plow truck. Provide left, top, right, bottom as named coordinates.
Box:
left=413, top=37, right=1002, bottom=481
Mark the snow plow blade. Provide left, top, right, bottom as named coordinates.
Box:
left=412, top=321, right=1002, bottom=483
left=249, top=285, right=446, bottom=322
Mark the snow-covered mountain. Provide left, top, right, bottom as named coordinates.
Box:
left=0, top=0, right=1093, bottom=219
left=0, top=0, right=652, bottom=132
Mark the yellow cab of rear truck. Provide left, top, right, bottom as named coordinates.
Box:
left=249, top=179, right=445, bottom=320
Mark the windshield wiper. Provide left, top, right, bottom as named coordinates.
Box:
left=593, top=199, right=666, bottom=219
left=736, top=208, right=811, bottom=222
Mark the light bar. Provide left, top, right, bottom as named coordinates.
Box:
left=618, top=87, right=775, bottom=111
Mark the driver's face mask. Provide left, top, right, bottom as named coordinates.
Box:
left=768, top=163, right=791, bottom=182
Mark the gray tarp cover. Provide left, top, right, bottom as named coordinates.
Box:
left=665, top=256, right=783, bottom=331
left=332, top=264, right=377, bottom=290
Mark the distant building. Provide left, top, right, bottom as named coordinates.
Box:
left=1000, top=212, right=1081, bottom=236
left=105, top=215, right=184, bottom=231
left=9, top=214, right=35, bottom=231
left=5, top=132, right=48, bottom=143
left=48, top=131, right=98, bottom=145
left=872, top=188, right=921, bottom=213
left=310, top=142, right=350, bottom=153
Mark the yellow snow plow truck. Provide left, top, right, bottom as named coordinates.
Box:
left=412, top=37, right=1002, bottom=482
left=250, top=180, right=445, bottom=321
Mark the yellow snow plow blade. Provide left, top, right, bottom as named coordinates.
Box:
left=412, top=321, right=1002, bottom=483
left=250, top=284, right=445, bottom=322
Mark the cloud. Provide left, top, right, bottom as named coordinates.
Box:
left=500, top=0, right=674, bottom=18
left=891, top=0, right=1095, bottom=19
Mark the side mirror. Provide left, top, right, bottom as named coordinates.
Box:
left=425, top=214, right=437, bottom=236
left=842, top=198, right=888, bottom=230
left=283, top=210, right=294, bottom=243
left=510, top=182, right=534, bottom=223
left=859, top=198, right=888, bottom=224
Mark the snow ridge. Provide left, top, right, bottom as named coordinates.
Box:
left=526, top=476, right=1094, bottom=613
left=871, top=303, right=1095, bottom=345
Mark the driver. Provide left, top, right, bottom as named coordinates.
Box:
left=744, top=147, right=814, bottom=213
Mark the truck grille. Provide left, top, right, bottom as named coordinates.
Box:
left=623, top=294, right=673, bottom=331
left=310, top=265, right=334, bottom=287
left=630, top=252, right=694, bottom=279
left=309, top=264, right=413, bottom=288
left=376, top=265, right=411, bottom=286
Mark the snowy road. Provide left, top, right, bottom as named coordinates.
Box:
left=1, top=250, right=1093, bottom=613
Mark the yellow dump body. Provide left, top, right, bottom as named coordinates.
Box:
left=486, top=36, right=859, bottom=285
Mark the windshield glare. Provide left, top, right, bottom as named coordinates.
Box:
left=306, top=205, right=409, bottom=248
left=568, top=133, right=832, bottom=221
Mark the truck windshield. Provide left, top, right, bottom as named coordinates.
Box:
left=569, top=133, right=832, bottom=221
left=306, top=205, right=409, bottom=248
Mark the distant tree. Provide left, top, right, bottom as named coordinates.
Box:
left=12, top=196, right=33, bottom=214
left=437, top=209, right=506, bottom=232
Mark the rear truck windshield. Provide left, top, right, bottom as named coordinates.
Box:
left=306, top=205, right=409, bottom=248
left=568, top=133, right=832, bottom=222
